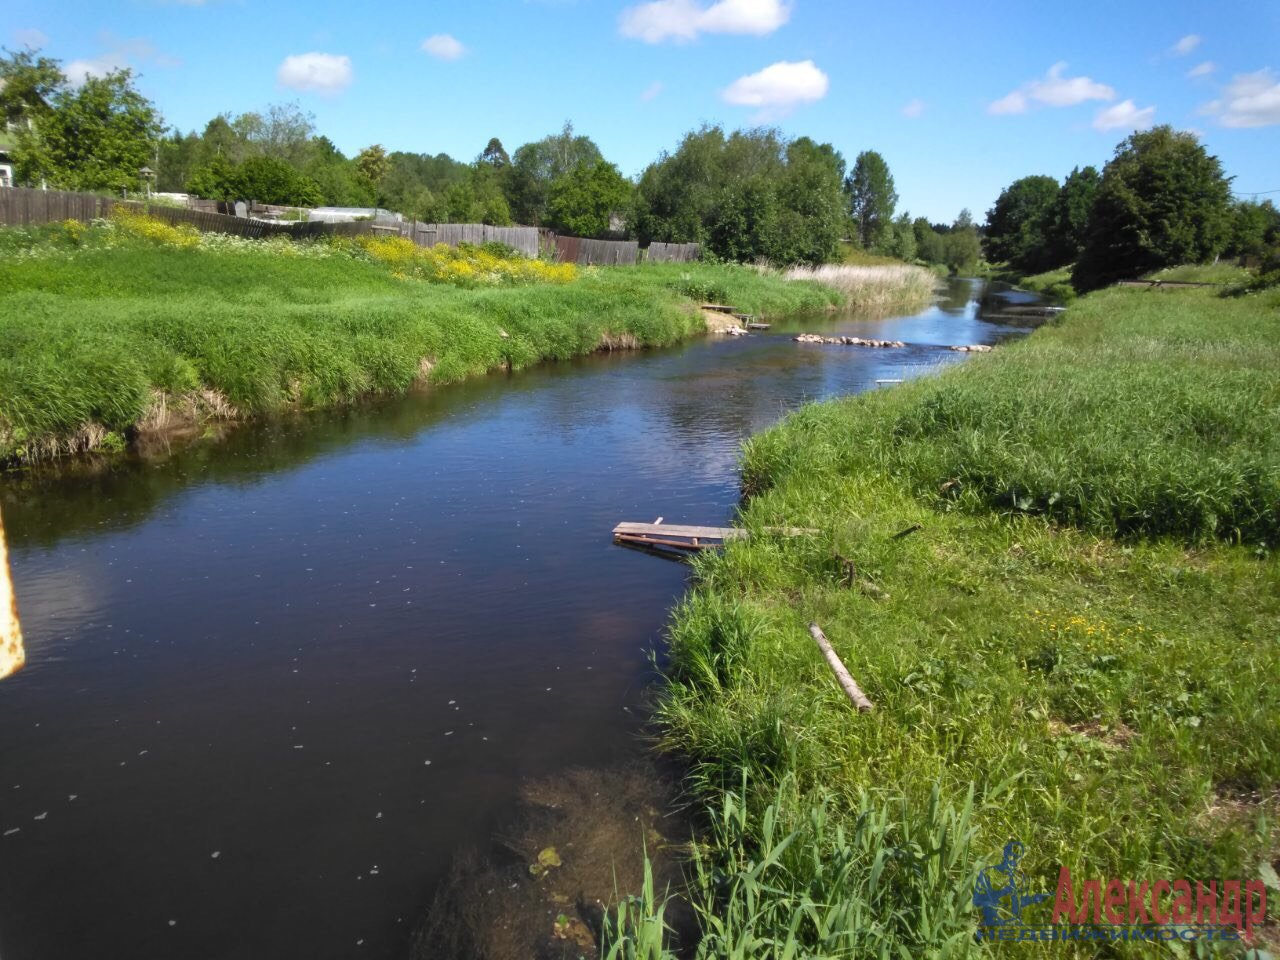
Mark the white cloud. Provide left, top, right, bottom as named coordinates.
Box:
left=63, top=34, right=180, bottom=86
left=1170, top=34, right=1201, bottom=56
left=276, top=52, right=353, bottom=95
left=988, top=62, right=1115, bottom=115
left=1092, top=99, right=1156, bottom=132
left=1200, top=68, right=1280, bottom=128
left=722, top=59, right=828, bottom=117
left=1187, top=61, right=1216, bottom=79
left=421, top=34, right=465, bottom=61
left=620, top=0, right=789, bottom=43
left=902, top=98, right=925, bottom=118
left=13, top=28, right=48, bottom=48
left=640, top=81, right=664, bottom=102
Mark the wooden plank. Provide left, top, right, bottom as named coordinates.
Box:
left=614, top=522, right=740, bottom=539
left=614, top=534, right=709, bottom=552
left=808, top=623, right=873, bottom=712
left=613, top=522, right=818, bottom=539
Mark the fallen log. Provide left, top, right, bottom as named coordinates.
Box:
left=808, top=622, right=873, bottom=712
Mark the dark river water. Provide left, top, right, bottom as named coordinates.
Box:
left=0, top=279, right=1035, bottom=960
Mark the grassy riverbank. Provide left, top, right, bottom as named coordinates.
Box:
left=0, top=217, right=904, bottom=464
left=616, top=283, right=1280, bottom=956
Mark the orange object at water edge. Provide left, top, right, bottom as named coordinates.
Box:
left=0, top=507, right=24, bottom=680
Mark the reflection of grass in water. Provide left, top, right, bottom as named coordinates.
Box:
left=412, top=762, right=693, bottom=960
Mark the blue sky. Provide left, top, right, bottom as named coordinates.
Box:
left=6, top=0, right=1280, bottom=222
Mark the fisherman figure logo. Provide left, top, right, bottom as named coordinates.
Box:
left=973, top=840, right=1050, bottom=926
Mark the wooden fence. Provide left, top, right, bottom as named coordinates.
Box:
left=400, top=222, right=540, bottom=258
left=646, top=241, right=701, bottom=263
left=554, top=235, right=640, bottom=266
left=0, top=186, right=701, bottom=264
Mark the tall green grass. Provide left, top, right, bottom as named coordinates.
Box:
left=0, top=241, right=841, bottom=463
left=639, top=284, right=1280, bottom=957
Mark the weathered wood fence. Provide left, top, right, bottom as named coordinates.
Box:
left=647, top=241, right=701, bottom=263
left=554, top=235, right=640, bottom=266
left=400, top=222, right=540, bottom=258
left=0, top=186, right=700, bottom=263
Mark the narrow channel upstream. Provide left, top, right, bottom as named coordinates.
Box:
left=0, top=279, right=1037, bottom=959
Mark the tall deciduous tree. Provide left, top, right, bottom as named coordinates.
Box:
left=983, top=174, right=1060, bottom=273
left=505, top=123, right=603, bottom=225
left=355, top=144, right=389, bottom=190
left=846, top=150, right=897, bottom=248
left=13, top=68, right=163, bottom=191
left=1045, top=165, right=1100, bottom=265
left=546, top=160, right=632, bottom=237
left=1074, top=126, right=1233, bottom=290
left=0, top=48, right=62, bottom=128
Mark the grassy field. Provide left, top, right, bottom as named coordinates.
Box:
left=608, top=283, right=1280, bottom=957
left=0, top=217, right=859, bottom=464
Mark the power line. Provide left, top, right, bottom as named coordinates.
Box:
left=1233, top=188, right=1280, bottom=197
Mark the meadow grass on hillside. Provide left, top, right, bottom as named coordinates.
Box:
left=0, top=218, right=856, bottom=463
left=609, top=284, right=1280, bottom=957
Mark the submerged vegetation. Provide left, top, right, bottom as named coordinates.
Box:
left=0, top=214, right=898, bottom=464
left=608, top=282, right=1280, bottom=957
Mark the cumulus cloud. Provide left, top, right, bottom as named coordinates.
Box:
left=902, top=98, right=925, bottom=118
left=639, top=81, right=664, bottom=102
left=1170, top=34, right=1201, bottom=56
left=722, top=59, right=828, bottom=118
left=988, top=62, right=1115, bottom=115
left=620, top=0, right=789, bottom=43
left=1187, top=61, right=1216, bottom=79
left=421, top=34, right=465, bottom=60
left=1092, top=99, right=1156, bottom=132
left=277, top=52, right=353, bottom=95
left=12, top=28, right=48, bottom=48
left=1200, top=69, right=1280, bottom=128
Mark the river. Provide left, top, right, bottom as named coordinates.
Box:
left=0, top=278, right=1038, bottom=959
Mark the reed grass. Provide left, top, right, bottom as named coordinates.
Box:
left=784, top=263, right=939, bottom=310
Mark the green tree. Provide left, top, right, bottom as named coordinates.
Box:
left=546, top=159, right=632, bottom=237
left=1224, top=200, right=1280, bottom=260
left=846, top=150, right=897, bottom=248
left=156, top=129, right=201, bottom=192
left=186, top=154, right=238, bottom=202
left=632, top=125, right=845, bottom=264
left=913, top=217, right=946, bottom=265
left=479, top=137, right=510, bottom=169
left=0, top=48, right=63, bottom=128
left=355, top=144, right=389, bottom=191
left=882, top=212, right=918, bottom=262
left=13, top=68, right=163, bottom=191
left=233, top=155, right=321, bottom=206
left=944, top=210, right=981, bottom=274
left=505, top=123, right=603, bottom=225
left=983, top=174, right=1060, bottom=273
left=1074, top=126, right=1233, bottom=291
left=1046, top=165, right=1100, bottom=265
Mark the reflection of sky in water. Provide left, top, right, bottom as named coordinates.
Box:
left=0, top=279, right=1039, bottom=960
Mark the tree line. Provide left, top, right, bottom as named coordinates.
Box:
left=3, top=47, right=989, bottom=273
left=983, top=125, right=1278, bottom=290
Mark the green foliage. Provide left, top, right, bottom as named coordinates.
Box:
left=1046, top=165, right=1100, bottom=265
left=0, top=233, right=836, bottom=461
left=0, top=47, right=62, bottom=128
left=632, top=126, right=846, bottom=265
left=505, top=122, right=604, bottom=225
left=943, top=223, right=981, bottom=275
left=354, top=144, right=389, bottom=187
left=232, top=155, right=322, bottom=206
left=1074, top=126, right=1234, bottom=290
left=652, top=284, right=1280, bottom=957
left=846, top=149, right=897, bottom=248
left=12, top=68, right=163, bottom=191
left=983, top=174, right=1060, bottom=273
left=1225, top=199, right=1280, bottom=261
left=545, top=159, right=632, bottom=237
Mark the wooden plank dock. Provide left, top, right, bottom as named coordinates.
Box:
left=612, top=520, right=816, bottom=552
